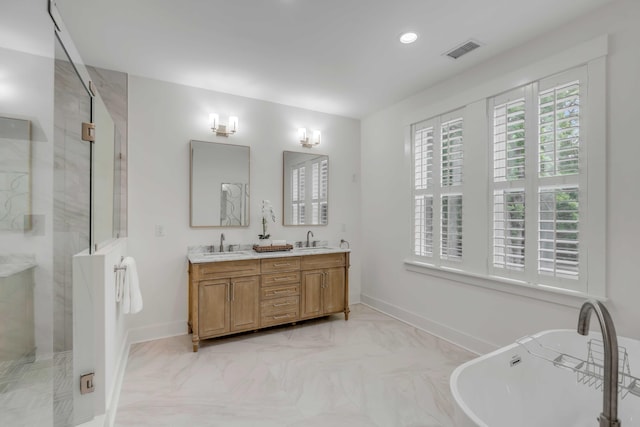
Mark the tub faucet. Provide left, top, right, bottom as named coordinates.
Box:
left=577, top=300, right=620, bottom=427
left=306, top=230, right=314, bottom=248
left=219, top=233, right=225, bottom=252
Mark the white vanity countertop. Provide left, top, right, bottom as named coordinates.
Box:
left=188, top=247, right=350, bottom=264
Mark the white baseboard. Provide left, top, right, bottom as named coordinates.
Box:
left=76, top=414, right=105, bottom=427
left=102, top=331, right=131, bottom=427
left=126, top=320, right=188, bottom=345
left=349, top=293, right=361, bottom=304
left=360, top=294, right=495, bottom=355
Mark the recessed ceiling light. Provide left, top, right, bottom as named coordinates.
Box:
left=399, top=32, right=418, bottom=44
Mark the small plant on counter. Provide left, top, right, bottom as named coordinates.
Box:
left=259, top=199, right=276, bottom=240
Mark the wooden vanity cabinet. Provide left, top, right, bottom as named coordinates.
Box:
left=189, top=259, right=260, bottom=352
left=300, top=253, right=347, bottom=320
left=189, top=252, right=349, bottom=352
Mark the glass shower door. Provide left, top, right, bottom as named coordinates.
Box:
left=53, top=33, right=93, bottom=426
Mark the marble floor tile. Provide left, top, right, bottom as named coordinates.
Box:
left=115, top=304, right=475, bottom=427
left=0, top=357, right=54, bottom=427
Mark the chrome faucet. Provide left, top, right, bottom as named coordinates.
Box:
left=306, top=230, right=314, bottom=248
left=219, top=233, right=225, bottom=252
left=577, top=300, right=621, bottom=427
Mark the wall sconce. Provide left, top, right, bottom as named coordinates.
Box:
left=298, top=128, right=321, bottom=148
left=209, top=113, right=239, bottom=137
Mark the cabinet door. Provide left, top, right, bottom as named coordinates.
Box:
left=199, top=279, right=230, bottom=337
left=230, top=276, right=260, bottom=332
left=323, top=267, right=346, bottom=314
left=301, top=270, right=323, bottom=319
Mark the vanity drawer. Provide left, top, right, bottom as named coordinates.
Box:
left=261, top=296, right=299, bottom=316
left=261, top=257, right=300, bottom=273
left=300, top=253, right=345, bottom=270
left=262, top=271, right=300, bottom=287
left=261, top=308, right=299, bottom=327
left=196, top=259, right=260, bottom=280
left=261, top=284, right=299, bottom=299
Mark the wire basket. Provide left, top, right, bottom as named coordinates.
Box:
left=516, top=335, right=640, bottom=399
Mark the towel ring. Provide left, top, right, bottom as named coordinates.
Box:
left=114, top=256, right=127, bottom=273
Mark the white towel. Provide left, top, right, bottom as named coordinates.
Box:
left=121, top=256, right=143, bottom=314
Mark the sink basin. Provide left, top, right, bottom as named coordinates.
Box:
left=294, top=246, right=334, bottom=251
left=199, top=251, right=251, bottom=257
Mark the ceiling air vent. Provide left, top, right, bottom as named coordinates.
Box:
left=444, top=40, right=482, bottom=59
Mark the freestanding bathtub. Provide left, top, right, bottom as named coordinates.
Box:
left=450, top=329, right=640, bottom=427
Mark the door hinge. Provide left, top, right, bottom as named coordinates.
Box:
left=88, top=80, right=97, bottom=97
left=80, top=372, right=95, bottom=394
left=82, top=122, right=96, bottom=142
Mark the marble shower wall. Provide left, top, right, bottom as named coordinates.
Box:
left=53, top=57, right=91, bottom=354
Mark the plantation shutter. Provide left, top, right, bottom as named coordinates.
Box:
left=491, top=88, right=527, bottom=272
left=537, top=73, right=582, bottom=281
left=441, top=118, right=463, bottom=187
left=441, top=194, right=462, bottom=260
left=489, top=68, right=584, bottom=286
left=412, top=110, right=464, bottom=263
left=413, top=125, right=434, bottom=256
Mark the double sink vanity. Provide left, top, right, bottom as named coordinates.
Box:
left=188, top=140, right=347, bottom=351
left=187, top=247, right=350, bottom=351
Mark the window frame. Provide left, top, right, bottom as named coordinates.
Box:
left=411, top=109, right=465, bottom=268
left=406, top=37, right=607, bottom=303
left=488, top=67, right=588, bottom=292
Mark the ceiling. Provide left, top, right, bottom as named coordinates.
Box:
left=56, top=0, right=613, bottom=119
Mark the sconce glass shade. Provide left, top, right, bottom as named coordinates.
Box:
left=209, top=113, right=219, bottom=131
left=298, top=128, right=307, bottom=142
left=299, top=127, right=321, bottom=147
left=228, top=116, right=239, bottom=133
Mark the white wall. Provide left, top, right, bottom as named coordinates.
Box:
left=361, top=0, right=640, bottom=353
left=127, top=77, right=361, bottom=341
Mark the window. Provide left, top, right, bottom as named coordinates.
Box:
left=489, top=67, right=586, bottom=290
left=291, top=166, right=305, bottom=225
left=412, top=110, right=464, bottom=263
left=289, top=156, right=328, bottom=225
left=408, top=49, right=606, bottom=300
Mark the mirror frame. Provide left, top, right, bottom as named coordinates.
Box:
left=190, top=140, right=251, bottom=228
left=282, top=150, right=329, bottom=227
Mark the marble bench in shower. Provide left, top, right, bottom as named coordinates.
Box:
left=0, top=255, right=36, bottom=365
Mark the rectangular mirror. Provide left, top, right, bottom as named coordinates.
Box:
left=190, top=140, right=250, bottom=227
left=283, top=151, right=328, bottom=226
left=0, top=117, right=31, bottom=231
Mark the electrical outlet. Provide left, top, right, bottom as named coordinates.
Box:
left=80, top=373, right=95, bottom=394
left=154, top=224, right=166, bottom=237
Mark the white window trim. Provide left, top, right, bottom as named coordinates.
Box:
left=403, top=259, right=602, bottom=308
left=405, top=38, right=607, bottom=305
